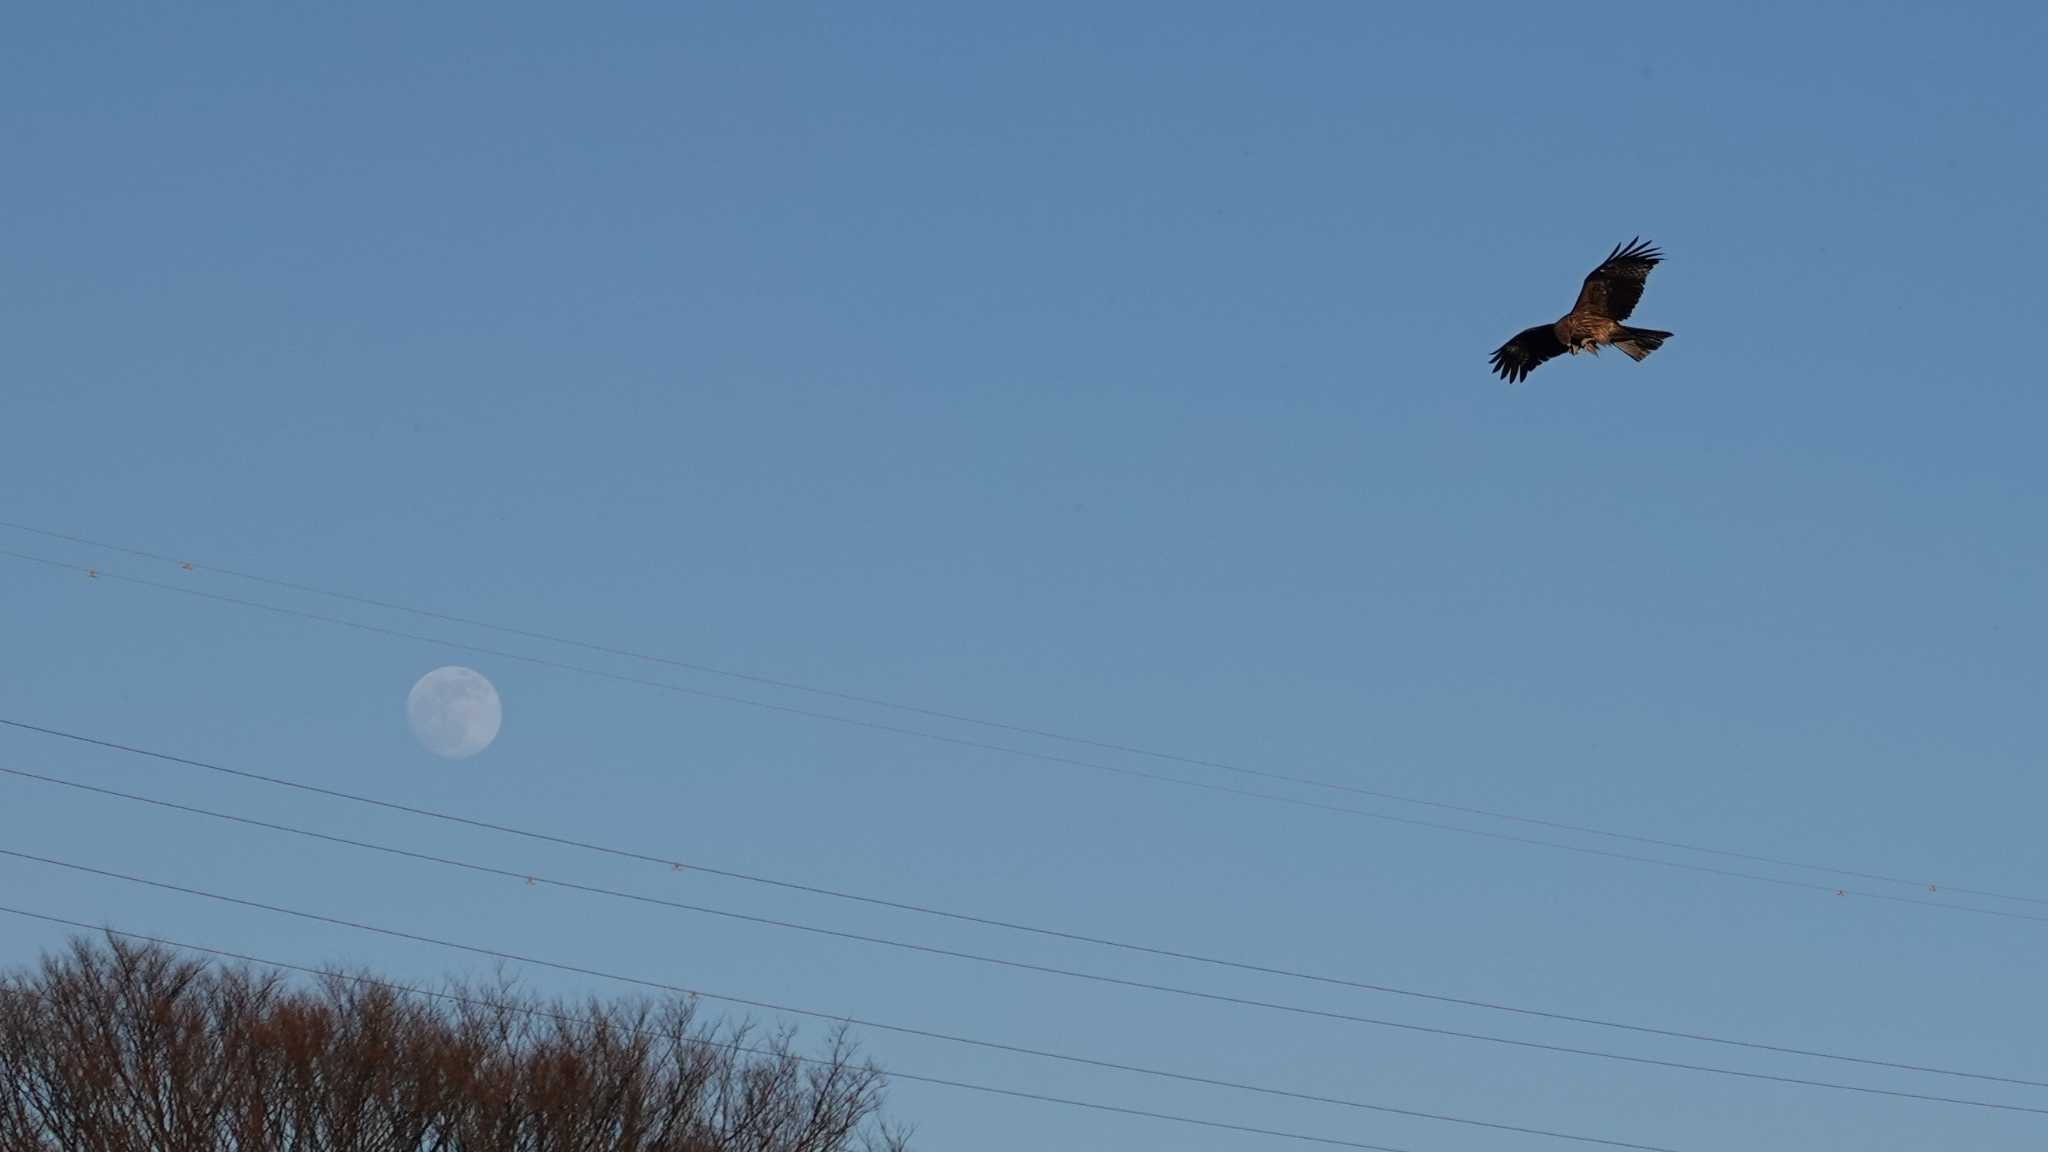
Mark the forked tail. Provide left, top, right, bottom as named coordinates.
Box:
left=1615, top=327, right=1672, bottom=362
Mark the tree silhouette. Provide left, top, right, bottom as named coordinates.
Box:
left=0, top=935, right=911, bottom=1152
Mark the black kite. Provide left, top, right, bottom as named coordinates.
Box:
left=1489, top=239, right=1673, bottom=383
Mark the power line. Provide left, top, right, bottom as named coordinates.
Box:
left=6, top=717, right=2043, bottom=1091
left=0, top=550, right=2034, bottom=927
left=1, top=519, right=2028, bottom=910
left=0, top=905, right=1670, bottom=1152
left=0, top=911, right=1446, bottom=1152
left=1, top=845, right=2041, bottom=1118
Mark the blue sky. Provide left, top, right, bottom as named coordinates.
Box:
left=4, top=3, right=2045, bottom=1149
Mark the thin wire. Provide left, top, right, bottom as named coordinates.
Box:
left=1, top=551, right=2038, bottom=927
left=2, top=519, right=2026, bottom=908
left=1, top=847, right=2042, bottom=1117
left=0, top=911, right=1445, bottom=1152
left=6, top=718, right=2046, bottom=1091
left=0, top=908, right=1663, bottom=1152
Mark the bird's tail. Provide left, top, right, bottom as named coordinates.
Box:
left=1614, top=327, right=1672, bottom=362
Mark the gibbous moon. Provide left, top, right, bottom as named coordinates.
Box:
left=407, top=666, right=502, bottom=759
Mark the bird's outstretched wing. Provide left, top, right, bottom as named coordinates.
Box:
left=1490, top=324, right=1566, bottom=383
left=1570, top=237, right=1662, bottom=321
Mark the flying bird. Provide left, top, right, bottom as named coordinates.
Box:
left=1489, top=239, right=1673, bottom=383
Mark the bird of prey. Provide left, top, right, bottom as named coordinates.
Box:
left=1489, top=239, right=1673, bottom=383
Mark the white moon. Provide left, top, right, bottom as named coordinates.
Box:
left=407, top=666, right=502, bottom=759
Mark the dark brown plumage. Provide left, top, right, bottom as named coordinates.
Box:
left=1489, top=239, right=1673, bottom=383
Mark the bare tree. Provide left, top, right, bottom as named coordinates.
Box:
left=0, top=936, right=912, bottom=1152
